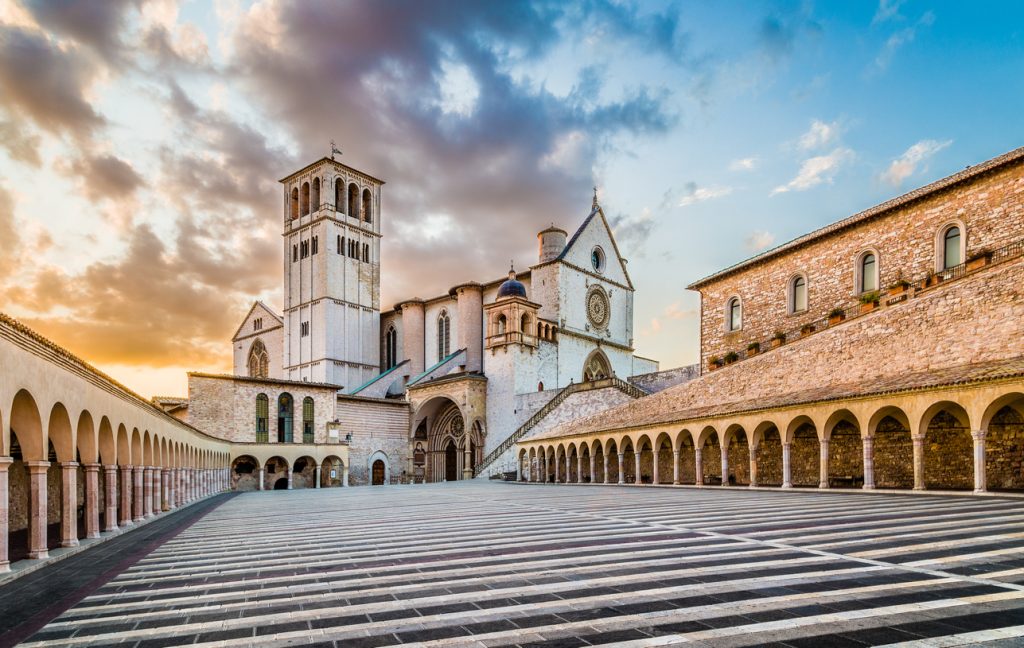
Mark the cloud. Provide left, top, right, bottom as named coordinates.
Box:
left=729, top=157, right=757, bottom=171
left=67, top=153, right=146, bottom=202
left=609, top=207, right=655, bottom=255
left=0, top=119, right=42, bottom=166
left=798, top=119, right=840, bottom=151
left=872, top=0, right=906, bottom=25
left=745, top=230, right=775, bottom=252
left=873, top=11, right=934, bottom=73
left=678, top=182, right=733, bottom=207
left=0, top=185, right=20, bottom=279
left=880, top=139, right=952, bottom=186
left=0, top=27, right=105, bottom=137
left=21, top=0, right=138, bottom=63
left=664, top=302, right=696, bottom=320
left=772, top=147, right=853, bottom=194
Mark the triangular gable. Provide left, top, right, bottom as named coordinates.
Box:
left=557, top=205, right=634, bottom=289
left=231, top=301, right=284, bottom=341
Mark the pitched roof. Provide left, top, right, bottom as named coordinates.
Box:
left=688, top=144, right=1024, bottom=290
left=551, top=204, right=634, bottom=290
left=231, top=301, right=283, bottom=341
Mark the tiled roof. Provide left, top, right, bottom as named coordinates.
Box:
left=688, top=145, right=1024, bottom=289
left=532, top=356, right=1024, bottom=441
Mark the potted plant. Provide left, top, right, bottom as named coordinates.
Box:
left=800, top=323, right=816, bottom=337
left=859, top=291, right=880, bottom=313
left=770, top=331, right=786, bottom=348
left=888, top=278, right=911, bottom=295
left=708, top=356, right=722, bottom=370
left=827, top=307, right=846, bottom=326
left=966, top=249, right=992, bottom=271
left=724, top=351, right=739, bottom=365
left=746, top=341, right=760, bottom=357
left=925, top=272, right=943, bottom=287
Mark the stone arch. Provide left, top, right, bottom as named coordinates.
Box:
left=321, top=455, right=345, bottom=487
left=635, top=434, right=653, bottom=484
left=290, top=186, right=298, bottom=219
left=311, top=177, right=320, bottom=209
left=677, top=429, right=696, bottom=485
left=361, top=187, right=372, bottom=222
left=143, top=431, right=154, bottom=466
left=334, top=177, right=343, bottom=210
left=620, top=436, right=636, bottom=483
left=824, top=409, right=863, bottom=488
left=753, top=420, right=783, bottom=487
left=582, top=349, right=612, bottom=382
left=518, top=448, right=529, bottom=481
left=723, top=424, right=750, bottom=486
left=603, top=438, right=618, bottom=484
left=368, top=450, right=390, bottom=486
left=247, top=338, right=269, bottom=378
left=47, top=402, right=74, bottom=462
left=231, top=455, right=259, bottom=491
left=10, top=389, right=44, bottom=461
left=131, top=429, right=142, bottom=467
left=786, top=416, right=819, bottom=487
left=869, top=405, right=913, bottom=489
left=697, top=426, right=721, bottom=485
left=300, top=181, right=310, bottom=215
left=347, top=182, right=358, bottom=216
left=920, top=400, right=972, bottom=490
left=291, top=456, right=316, bottom=489
left=579, top=442, right=591, bottom=483
left=264, top=456, right=289, bottom=490
left=654, top=432, right=673, bottom=485
left=982, top=392, right=1024, bottom=491
left=413, top=396, right=466, bottom=483
left=565, top=442, right=578, bottom=482
left=98, top=416, right=115, bottom=465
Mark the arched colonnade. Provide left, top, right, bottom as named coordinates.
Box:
left=229, top=447, right=349, bottom=491
left=518, top=382, right=1024, bottom=495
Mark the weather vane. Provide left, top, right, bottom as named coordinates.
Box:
left=330, top=140, right=342, bottom=160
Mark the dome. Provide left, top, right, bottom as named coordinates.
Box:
left=497, top=267, right=527, bottom=299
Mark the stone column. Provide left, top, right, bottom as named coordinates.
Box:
left=119, top=466, right=134, bottom=527
left=672, top=450, right=680, bottom=485
left=782, top=443, right=792, bottom=488
left=720, top=448, right=729, bottom=487
left=588, top=453, right=595, bottom=484
left=59, top=462, right=79, bottom=547
left=694, top=447, right=703, bottom=486
left=819, top=439, right=830, bottom=489
left=652, top=450, right=660, bottom=485
left=133, top=466, right=145, bottom=521
left=83, top=463, right=100, bottom=539
left=154, top=468, right=163, bottom=513
left=0, top=456, right=11, bottom=571
left=617, top=453, right=625, bottom=484
left=749, top=444, right=759, bottom=488
left=912, top=435, right=925, bottom=490
left=143, top=467, right=153, bottom=518
left=258, top=467, right=265, bottom=491
left=554, top=456, right=561, bottom=483
left=287, top=468, right=293, bottom=490
left=463, top=446, right=473, bottom=480
left=103, top=466, right=118, bottom=531
left=315, top=466, right=322, bottom=488
left=577, top=453, right=584, bottom=484
left=26, top=461, right=50, bottom=559
left=972, top=430, right=987, bottom=494
left=342, top=465, right=349, bottom=486
left=862, top=436, right=875, bottom=489
left=634, top=451, right=641, bottom=485
left=603, top=453, right=610, bottom=484
left=565, top=453, right=571, bottom=483
left=161, top=469, right=171, bottom=511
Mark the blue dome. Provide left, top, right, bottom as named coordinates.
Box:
left=497, top=269, right=527, bottom=299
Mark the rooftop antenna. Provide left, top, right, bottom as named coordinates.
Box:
left=330, top=140, right=342, bottom=160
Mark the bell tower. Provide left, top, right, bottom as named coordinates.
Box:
left=279, top=156, right=384, bottom=388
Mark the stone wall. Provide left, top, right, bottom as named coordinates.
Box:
left=336, top=396, right=410, bottom=485
left=988, top=407, right=1024, bottom=490
left=694, top=158, right=1024, bottom=371
left=628, top=364, right=699, bottom=394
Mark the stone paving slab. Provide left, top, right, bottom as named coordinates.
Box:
left=10, top=483, right=1024, bottom=647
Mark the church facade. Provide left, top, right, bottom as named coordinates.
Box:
left=184, top=156, right=672, bottom=486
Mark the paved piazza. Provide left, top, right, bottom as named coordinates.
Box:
left=20, top=484, right=1024, bottom=647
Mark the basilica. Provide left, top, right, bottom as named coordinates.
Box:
left=176, top=156, right=684, bottom=486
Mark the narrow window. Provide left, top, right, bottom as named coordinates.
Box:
left=726, top=297, right=742, bottom=331
left=312, top=236, right=318, bottom=255
left=385, top=326, right=397, bottom=369
left=791, top=276, right=807, bottom=313
left=497, top=314, right=507, bottom=335
left=337, top=234, right=341, bottom=254
left=334, top=178, right=343, bottom=211
left=301, top=182, right=310, bottom=216
left=290, top=187, right=299, bottom=219
left=311, top=178, right=320, bottom=211
left=278, top=394, right=293, bottom=443
left=943, top=226, right=962, bottom=269
left=363, top=243, right=370, bottom=262
left=348, top=183, right=358, bottom=216
left=438, top=311, right=450, bottom=361
left=362, top=188, right=372, bottom=223
left=292, top=244, right=298, bottom=262
left=302, top=397, right=314, bottom=443
left=248, top=338, right=269, bottom=377
left=860, top=253, right=877, bottom=292
left=255, top=394, right=269, bottom=443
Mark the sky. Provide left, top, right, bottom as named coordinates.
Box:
left=0, top=0, right=1022, bottom=399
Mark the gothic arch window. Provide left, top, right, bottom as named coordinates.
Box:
left=290, top=187, right=299, bottom=219
left=583, top=350, right=612, bottom=382
left=334, top=178, right=343, bottom=211
left=348, top=183, right=358, bottom=216
left=725, top=296, right=742, bottom=332
left=385, top=325, right=398, bottom=369
left=856, top=250, right=879, bottom=293
left=301, top=182, right=310, bottom=216
left=278, top=393, right=293, bottom=443
left=311, top=177, right=320, bottom=210
left=938, top=223, right=964, bottom=271
left=362, top=188, right=372, bottom=223
left=255, top=394, right=269, bottom=443
left=438, top=310, right=451, bottom=361
left=247, top=338, right=269, bottom=378
left=302, top=397, right=314, bottom=443
left=788, top=274, right=808, bottom=314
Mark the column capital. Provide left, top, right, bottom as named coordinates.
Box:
left=24, top=460, right=51, bottom=470
left=0, top=456, right=12, bottom=468
left=82, top=462, right=101, bottom=470
left=972, top=429, right=987, bottom=441
left=912, top=434, right=926, bottom=443
left=60, top=461, right=80, bottom=468
left=103, top=464, right=118, bottom=471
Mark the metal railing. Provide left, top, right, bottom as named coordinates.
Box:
left=476, top=376, right=649, bottom=476
left=710, top=236, right=1024, bottom=370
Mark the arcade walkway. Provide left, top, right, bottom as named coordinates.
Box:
left=10, top=483, right=1024, bottom=647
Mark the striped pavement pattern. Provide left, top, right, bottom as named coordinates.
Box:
left=22, top=482, right=1024, bottom=647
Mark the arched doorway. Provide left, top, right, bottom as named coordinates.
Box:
left=444, top=440, right=458, bottom=481
left=372, top=460, right=385, bottom=485
left=273, top=478, right=288, bottom=490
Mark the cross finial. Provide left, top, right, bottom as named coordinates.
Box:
left=592, top=186, right=599, bottom=210
left=509, top=260, right=516, bottom=279
left=330, top=140, right=342, bottom=160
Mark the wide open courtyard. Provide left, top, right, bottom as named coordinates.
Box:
left=11, top=483, right=1024, bottom=647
